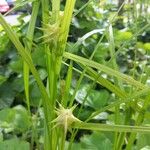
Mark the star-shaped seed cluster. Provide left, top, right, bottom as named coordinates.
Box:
left=52, top=104, right=81, bottom=133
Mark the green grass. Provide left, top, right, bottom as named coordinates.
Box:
left=0, top=0, right=150, bottom=149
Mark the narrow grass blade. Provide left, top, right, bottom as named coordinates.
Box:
left=64, top=52, right=146, bottom=89
left=73, top=122, right=150, bottom=133
left=24, top=0, right=40, bottom=114
left=86, top=87, right=150, bottom=121
left=0, top=13, right=52, bottom=127
left=62, top=61, right=73, bottom=107
left=58, top=0, right=76, bottom=54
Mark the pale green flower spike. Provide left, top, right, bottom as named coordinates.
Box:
left=51, top=103, right=81, bottom=134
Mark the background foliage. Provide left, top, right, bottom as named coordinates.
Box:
left=0, top=0, right=150, bottom=149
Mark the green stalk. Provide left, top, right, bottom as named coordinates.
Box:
left=0, top=13, right=52, bottom=150
left=51, top=0, right=60, bottom=23
left=41, top=0, right=56, bottom=149
left=61, top=61, right=73, bottom=107
left=72, top=122, right=150, bottom=133
left=68, top=72, right=100, bottom=149
left=0, top=14, right=51, bottom=109
left=64, top=52, right=146, bottom=89
left=116, top=7, right=139, bottom=149
left=58, top=0, right=76, bottom=54
left=41, top=0, right=49, bottom=23
left=61, top=129, right=67, bottom=150
left=69, top=33, right=105, bottom=107
left=23, top=2, right=40, bottom=148
left=23, top=0, right=40, bottom=114
left=126, top=96, right=150, bottom=150
left=68, top=0, right=126, bottom=110
left=107, top=24, right=122, bottom=150
left=86, top=87, right=150, bottom=121
left=67, top=33, right=106, bottom=149
left=55, top=0, right=76, bottom=80
left=50, top=0, right=60, bottom=108
left=116, top=108, right=132, bottom=150
left=41, top=0, right=76, bottom=148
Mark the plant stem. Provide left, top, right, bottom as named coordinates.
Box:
left=64, top=52, right=146, bottom=89
left=72, top=122, right=150, bottom=133
left=23, top=0, right=40, bottom=115
left=126, top=96, right=150, bottom=150
left=0, top=13, right=52, bottom=150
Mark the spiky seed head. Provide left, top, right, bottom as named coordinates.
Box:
left=37, top=22, right=60, bottom=47
left=51, top=104, right=81, bottom=133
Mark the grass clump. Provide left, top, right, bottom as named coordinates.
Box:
left=0, top=0, right=150, bottom=149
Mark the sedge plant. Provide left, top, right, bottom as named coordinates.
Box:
left=0, top=0, right=150, bottom=150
